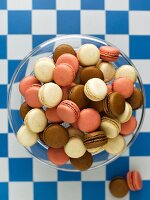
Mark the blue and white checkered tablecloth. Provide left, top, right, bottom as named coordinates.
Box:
left=0, top=0, right=150, bottom=199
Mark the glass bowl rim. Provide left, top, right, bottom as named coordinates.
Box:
left=8, top=34, right=146, bottom=172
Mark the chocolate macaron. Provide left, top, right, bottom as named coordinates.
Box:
left=84, top=131, right=108, bottom=149
left=127, top=88, right=143, bottom=110
left=20, top=102, right=32, bottom=119
left=88, top=100, right=104, bottom=113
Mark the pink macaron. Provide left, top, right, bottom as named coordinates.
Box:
left=107, top=84, right=112, bottom=94
left=53, top=63, right=75, bottom=87
left=99, top=46, right=120, bottom=62
left=127, top=171, right=143, bottom=191
left=19, top=75, right=40, bottom=97
left=77, top=108, right=101, bottom=132
left=45, top=107, right=62, bottom=123
left=113, top=77, right=134, bottom=98
left=24, top=84, right=42, bottom=108
left=48, top=147, right=69, bottom=166
left=120, top=116, right=137, bottom=136
left=56, top=53, right=79, bottom=73
left=62, top=83, right=76, bottom=100
left=57, top=100, right=80, bottom=123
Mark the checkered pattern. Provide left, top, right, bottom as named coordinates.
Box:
left=0, top=0, right=150, bottom=199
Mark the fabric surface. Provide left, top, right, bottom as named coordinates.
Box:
left=0, top=0, right=150, bottom=199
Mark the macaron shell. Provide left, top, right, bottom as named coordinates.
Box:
left=20, top=102, right=32, bottom=119
left=115, top=65, right=137, bottom=83
left=56, top=53, right=79, bottom=73
left=19, top=75, right=40, bottom=97
left=100, top=46, right=120, bottom=62
left=17, top=125, right=38, bottom=147
left=127, top=88, right=143, bottom=110
left=48, top=147, right=69, bottom=166
left=127, top=172, right=136, bottom=191
left=87, top=146, right=104, bottom=155
left=132, top=171, right=143, bottom=191
left=45, top=107, right=62, bottom=123
left=67, top=127, right=84, bottom=141
left=64, top=137, right=86, bottom=158
left=120, top=116, right=137, bottom=135
left=97, top=62, right=115, bottom=82
left=113, top=77, right=134, bottom=98
left=118, top=102, right=132, bottom=123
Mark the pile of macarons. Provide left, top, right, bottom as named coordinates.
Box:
left=17, top=43, right=143, bottom=171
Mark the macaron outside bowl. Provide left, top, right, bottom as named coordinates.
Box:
left=8, top=35, right=145, bottom=172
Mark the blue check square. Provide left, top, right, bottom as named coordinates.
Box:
left=0, top=183, right=8, bottom=200
left=82, top=182, right=105, bottom=200
left=8, top=60, right=21, bottom=83
left=57, top=11, right=80, bottom=34
left=144, top=85, right=150, bottom=108
left=58, top=171, right=81, bottom=181
left=0, top=85, right=7, bottom=108
left=8, top=11, right=31, bottom=34
left=0, top=0, right=6, bottom=9
left=81, top=0, right=104, bottom=10
left=32, top=35, right=56, bottom=48
left=9, top=158, right=33, bottom=181
left=33, top=0, right=56, bottom=9
left=34, top=182, right=57, bottom=200
left=106, top=11, right=129, bottom=34
left=130, top=0, right=150, bottom=10
left=0, top=134, right=8, bottom=157
left=106, top=157, right=129, bottom=180
left=0, top=36, right=7, bottom=59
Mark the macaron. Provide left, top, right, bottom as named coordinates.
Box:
left=118, top=102, right=132, bottom=123
left=84, top=78, right=107, bottom=101
left=19, top=75, right=40, bottom=97
left=87, top=146, right=104, bottom=155
left=97, top=62, right=115, bottom=82
left=77, top=108, right=101, bottom=133
left=43, top=124, right=69, bottom=148
left=57, top=100, right=80, bottom=123
left=69, top=84, right=89, bottom=109
left=24, top=108, right=47, bottom=133
left=38, top=132, right=45, bottom=144
left=48, top=147, right=69, bottom=166
left=17, top=125, right=38, bottom=147
left=61, top=83, right=76, bottom=100
left=127, top=171, right=143, bottom=191
left=64, top=137, right=86, bottom=158
left=103, top=92, right=125, bottom=117
left=101, top=117, right=121, bottom=138
left=53, top=63, right=75, bottom=86
left=67, top=127, right=84, bottom=141
left=109, top=177, right=129, bottom=198
left=120, top=116, right=137, bottom=136
left=107, top=84, right=112, bottom=94
left=34, top=57, right=55, bottom=83
left=84, top=131, right=108, bottom=149
left=70, top=151, right=93, bottom=171
left=113, top=77, right=134, bottom=98
left=45, top=107, right=62, bottom=123
left=127, top=88, right=143, bottom=110
left=20, top=102, right=32, bottom=120
left=115, top=65, right=137, bottom=83
left=56, top=53, right=79, bottom=73
left=88, top=100, right=104, bottom=113
left=25, top=84, right=42, bottom=108
left=38, top=82, right=62, bottom=108
left=53, top=44, right=76, bottom=62
left=99, top=46, right=120, bottom=62
left=80, top=66, right=104, bottom=84
left=77, top=44, right=100, bottom=66
left=103, top=135, right=126, bottom=155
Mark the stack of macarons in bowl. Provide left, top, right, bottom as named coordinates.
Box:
left=8, top=35, right=145, bottom=171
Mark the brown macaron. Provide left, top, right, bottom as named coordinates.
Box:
left=109, top=177, right=129, bottom=198
left=53, top=44, right=76, bottom=62
left=20, top=102, right=32, bottom=119
left=70, top=151, right=93, bottom=171
left=69, top=84, right=89, bottom=109
left=103, top=92, right=125, bottom=117
left=80, top=66, right=104, bottom=84
left=84, top=131, right=108, bottom=149
left=67, top=127, right=85, bottom=141
left=43, top=124, right=69, bottom=148
left=127, top=88, right=143, bottom=110
left=88, top=100, right=104, bottom=113
left=38, top=132, right=45, bottom=145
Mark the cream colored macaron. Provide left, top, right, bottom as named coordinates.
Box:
left=97, top=62, right=115, bottom=82
left=84, top=78, right=107, bottom=101
left=17, top=125, right=38, bottom=147
left=64, top=137, right=86, bottom=158
left=115, top=65, right=137, bottom=83
left=87, top=146, right=104, bottom=155
left=118, top=102, right=132, bottom=123
left=77, top=44, right=100, bottom=66
left=24, top=108, right=47, bottom=133
left=103, top=135, right=126, bottom=155
left=101, top=117, right=121, bottom=138
left=38, top=82, right=62, bottom=108
left=34, top=57, right=55, bottom=83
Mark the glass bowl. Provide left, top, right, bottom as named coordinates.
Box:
left=8, top=35, right=145, bottom=172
